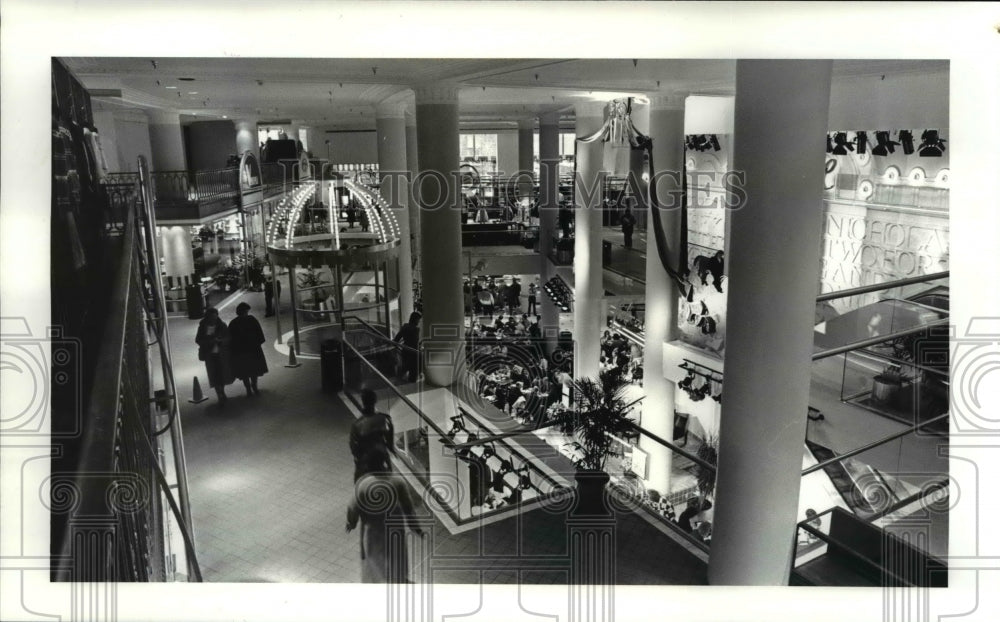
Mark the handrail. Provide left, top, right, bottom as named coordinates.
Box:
left=802, top=412, right=949, bottom=476
left=56, top=182, right=137, bottom=581
left=138, top=156, right=200, bottom=580
left=344, top=314, right=420, bottom=354
left=626, top=421, right=718, bottom=473
left=816, top=271, right=948, bottom=302
left=871, top=478, right=948, bottom=521
left=341, top=339, right=453, bottom=442
left=812, top=317, right=950, bottom=361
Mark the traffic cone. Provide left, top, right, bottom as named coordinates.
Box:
left=188, top=376, right=209, bottom=404
left=285, top=344, right=302, bottom=368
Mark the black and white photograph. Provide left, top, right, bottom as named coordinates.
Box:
left=2, top=2, right=999, bottom=622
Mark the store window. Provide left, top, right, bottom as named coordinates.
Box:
left=532, top=132, right=576, bottom=176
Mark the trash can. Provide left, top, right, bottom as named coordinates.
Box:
left=320, top=339, right=343, bottom=393
left=185, top=284, right=205, bottom=320
left=602, top=240, right=613, bottom=265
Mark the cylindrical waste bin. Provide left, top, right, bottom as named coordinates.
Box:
left=602, top=240, right=613, bottom=265
left=185, top=284, right=205, bottom=319
left=321, top=339, right=343, bottom=393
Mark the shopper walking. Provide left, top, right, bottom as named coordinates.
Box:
left=349, top=389, right=396, bottom=481
left=508, top=277, right=522, bottom=311
left=228, top=302, right=268, bottom=396
left=620, top=206, right=636, bottom=249
left=393, top=311, right=422, bottom=383
left=195, top=307, right=234, bottom=406
left=526, top=281, right=537, bottom=315
left=346, top=443, right=424, bottom=583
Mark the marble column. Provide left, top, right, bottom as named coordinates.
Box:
left=537, top=111, right=561, bottom=353
left=414, top=84, right=464, bottom=386
left=573, top=101, right=608, bottom=381
left=708, top=60, right=833, bottom=585
left=376, top=101, right=414, bottom=326
left=517, top=118, right=535, bottom=208
left=405, top=110, right=421, bottom=283
left=234, top=118, right=258, bottom=158
left=147, top=110, right=186, bottom=171
left=641, top=92, right=687, bottom=496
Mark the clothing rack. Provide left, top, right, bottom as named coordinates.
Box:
left=680, top=359, right=723, bottom=382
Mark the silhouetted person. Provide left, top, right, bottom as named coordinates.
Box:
left=349, top=389, right=396, bottom=481
left=620, top=206, right=636, bottom=249
left=195, top=307, right=234, bottom=406
left=228, top=302, right=268, bottom=396
left=393, top=312, right=421, bottom=382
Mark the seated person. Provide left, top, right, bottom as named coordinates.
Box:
left=696, top=521, right=712, bottom=544
left=677, top=498, right=702, bottom=533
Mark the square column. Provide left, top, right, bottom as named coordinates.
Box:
left=537, top=111, right=561, bottom=353
left=708, top=60, right=833, bottom=585
left=573, top=101, right=608, bottom=380
left=414, top=84, right=464, bottom=386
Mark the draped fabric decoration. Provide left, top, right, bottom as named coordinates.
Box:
left=575, top=98, right=690, bottom=290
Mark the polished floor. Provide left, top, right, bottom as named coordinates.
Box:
left=171, top=288, right=708, bottom=584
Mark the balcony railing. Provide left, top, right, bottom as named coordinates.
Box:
left=54, top=157, right=202, bottom=582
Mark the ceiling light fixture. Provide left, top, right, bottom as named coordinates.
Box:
left=165, top=85, right=177, bottom=89
left=178, top=77, right=195, bottom=82
left=188, top=91, right=198, bottom=95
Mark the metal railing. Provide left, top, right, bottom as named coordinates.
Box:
left=53, top=157, right=202, bottom=582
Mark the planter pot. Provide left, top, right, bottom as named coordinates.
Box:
left=571, top=470, right=612, bottom=517
left=872, top=377, right=901, bottom=404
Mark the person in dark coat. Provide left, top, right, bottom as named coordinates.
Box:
left=195, top=307, right=234, bottom=406
left=393, top=311, right=422, bottom=382
left=350, top=389, right=397, bottom=481
left=620, top=206, right=637, bottom=249
left=264, top=274, right=282, bottom=317
left=227, top=302, right=268, bottom=396
left=508, top=278, right=522, bottom=311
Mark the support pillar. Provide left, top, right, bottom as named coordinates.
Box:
left=573, top=101, right=608, bottom=381
left=147, top=110, right=186, bottom=171
left=641, top=92, right=686, bottom=496
left=537, top=111, right=561, bottom=354
left=160, top=225, right=196, bottom=286
left=414, top=84, right=464, bottom=386
left=405, top=111, right=421, bottom=284
left=376, top=101, right=414, bottom=327
left=708, top=60, right=832, bottom=585
left=234, top=118, right=258, bottom=158
left=517, top=118, right=535, bottom=208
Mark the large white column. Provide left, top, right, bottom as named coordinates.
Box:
left=234, top=118, right=258, bottom=158
left=641, top=92, right=687, bottom=496
left=573, top=101, right=608, bottom=380
left=147, top=110, right=186, bottom=171
left=405, top=110, right=421, bottom=282
left=708, top=60, right=832, bottom=585
left=414, top=84, right=464, bottom=386
left=537, top=111, right=561, bottom=353
left=376, top=101, right=414, bottom=325
left=517, top=118, right=535, bottom=206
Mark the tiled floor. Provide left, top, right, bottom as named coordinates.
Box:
left=172, top=289, right=708, bottom=584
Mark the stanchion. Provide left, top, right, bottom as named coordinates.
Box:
left=188, top=377, right=209, bottom=404
left=285, top=344, right=302, bottom=368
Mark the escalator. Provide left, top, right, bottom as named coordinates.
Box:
left=804, top=440, right=899, bottom=519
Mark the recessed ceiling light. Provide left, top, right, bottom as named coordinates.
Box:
left=222, top=115, right=228, bottom=119
left=188, top=91, right=198, bottom=95
left=165, top=86, right=177, bottom=89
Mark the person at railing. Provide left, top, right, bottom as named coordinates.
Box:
left=346, top=442, right=424, bottom=583
left=350, top=389, right=397, bottom=481
left=195, top=307, right=235, bottom=407
left=228, top=302, right=268, bottom=397
left=527, top=281, right=538, bottom=315
left=393, top=312, right=422, bottom=383
left=508, top=278, right=522, bottom=311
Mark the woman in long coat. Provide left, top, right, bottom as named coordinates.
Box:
left=227, top=302, right=268, bottom=395
left=346, top=444, right=423, bottom=583
left=195, top=307, right=235, bottom=405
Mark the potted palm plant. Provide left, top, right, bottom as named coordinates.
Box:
left=297, top=266, right=329, bottom=321
left=555, top=368, right=638, bottom=516
left=694, top=432, right=719, bottom=508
